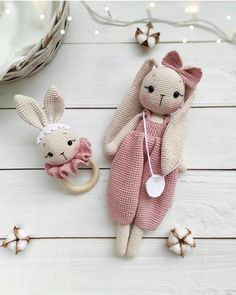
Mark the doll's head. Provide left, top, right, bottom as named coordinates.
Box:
left=139, top=51, right=202, bottom=115
left=140, top=66, right=185, bottom=115
left=15, top=86, right=82, bottom=166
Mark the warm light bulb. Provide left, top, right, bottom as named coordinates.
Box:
left=94, top=30, right=100, bottom=35
left=185, top=5, right=198, bottom=14
left=5, top=8, right=10, bottom=14
left=40, top=14, right=45, bottom=20
left=150, top=2, right=155, bottom=8
left=182, top=38, right=187, bottom=43
left=68, top=16, right=72, bottom=21
left=226, top=15, right=231, bottom=20
left=60, top=29, right=65, bottom=35
left=104, top=6, right=110, bottom=11
left=189, top=25, right=194, bottom=30
left=216, top=39, right=221, bottom=44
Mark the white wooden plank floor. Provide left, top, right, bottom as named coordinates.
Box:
left=0, top=1, right=236, bottom=294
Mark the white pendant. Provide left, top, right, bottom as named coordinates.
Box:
left=145, top=174, right=165, bottom=198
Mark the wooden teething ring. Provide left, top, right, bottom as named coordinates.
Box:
left=61, top=158, right=99, bottom=193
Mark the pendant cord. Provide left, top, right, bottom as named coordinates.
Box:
left=142, top=111, right=154, bottom=176
left=142, top=111, right=180, bottom=177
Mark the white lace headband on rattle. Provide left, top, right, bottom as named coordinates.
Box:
left=37, top=123, right=71, bottom=144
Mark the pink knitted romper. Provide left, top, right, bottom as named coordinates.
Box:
left=107, top=110, right=178, bottom=231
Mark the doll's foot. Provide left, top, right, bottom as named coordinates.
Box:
left=116, top=224, right=130, bottom=256
left=126, top=225, right=143, bottom=258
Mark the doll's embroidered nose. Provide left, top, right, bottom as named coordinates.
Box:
left=60, top=152, right=67, bottom=160
left=159, top=94, right=165, bottom=106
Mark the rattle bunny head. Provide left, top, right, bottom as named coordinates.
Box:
left=15, top=86, right=81, bottom=166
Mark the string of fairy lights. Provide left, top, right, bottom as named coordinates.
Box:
left=81, top=1, right=236, bottom=46
left=1, top=2, right=235, bottom=45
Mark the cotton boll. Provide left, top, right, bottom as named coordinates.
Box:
left=167, top=231, right=179, bottom=244
left=135, top=22, right=160, bottom=48
left=1, top=226, right=30, bottom=255
left=7, top=241, right=17, bottom=253
left=137, top=34, right=147, bottom=44
left=175, top=226, right=189, bottom=239
left=16, top=228, right=28, bottom=240
left=17, top=240, right=29, bottom=252
left=147, top=36, right=156, bottom=48
left=169, top=243, right=182, bottom=256
left=184, top=233, right=195, bottom=247
left=141, top=25, right=149, bottom=35
left=148, top=28, right=155, bottom=36
left=4, top=231, right=15, bottom=243
left=166, top=226, right=196, bottom=257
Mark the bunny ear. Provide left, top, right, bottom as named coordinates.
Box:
left=105, top=57, right=156, bottom=155
left=15, top=95, right=48, bottom=129
left=161, top=87, right=197, bottom=175
left=44, top=86, right=65, bottom=123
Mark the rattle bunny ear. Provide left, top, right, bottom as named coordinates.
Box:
left=15, top=95, right=48, bottom=129
left=44, top=86, right=65, bottom=123
left=105, top=57, right=156, bottom=154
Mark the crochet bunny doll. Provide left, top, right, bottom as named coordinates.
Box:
left=15, top=86, right=99, bottom=193
left=104, top=51, right=202, bottom=258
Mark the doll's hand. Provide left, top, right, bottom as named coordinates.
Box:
left=178, top=161, right=187, bottom=173
left=105, top=141, right=119, bottom=157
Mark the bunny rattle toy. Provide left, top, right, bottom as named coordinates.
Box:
left=15, top=86, right=99, bottom=193
left=104, top=51, right=202, bottom=257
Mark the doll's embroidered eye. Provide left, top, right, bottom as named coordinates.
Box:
left=145, top=85, right=154, bottom=93
left=67, top=139, right=76, bottom=146
left=45, top=152, right=53, bottom=158
left=173, top=91, right=183, bottom=98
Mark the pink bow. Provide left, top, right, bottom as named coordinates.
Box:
left=161, top=51, right=202, bottom=88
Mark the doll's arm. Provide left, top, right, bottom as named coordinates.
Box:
left=105, top=112, right=142, bottom=157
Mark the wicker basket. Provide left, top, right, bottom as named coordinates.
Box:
left=1, top=1, right=69, bottom=83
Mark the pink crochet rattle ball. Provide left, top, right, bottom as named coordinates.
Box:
left=15, top=86, right=99, bottom=193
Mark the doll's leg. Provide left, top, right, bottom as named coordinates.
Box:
left=116, top=224, right=131, bottom=256
left=126, top=225, right=143, bottom=258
